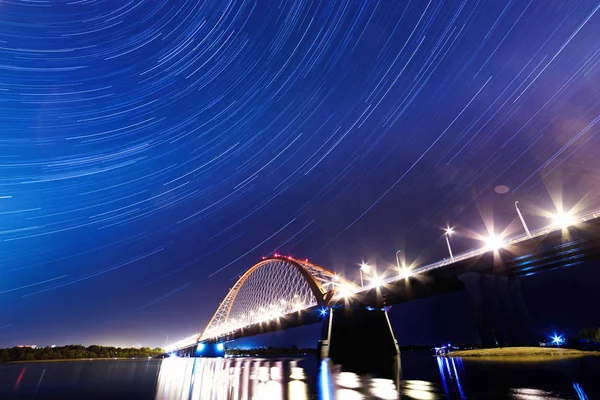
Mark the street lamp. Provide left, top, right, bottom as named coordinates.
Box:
left=552, top=211, right=575, bottom=229
left=396, top=249, right=412, bottom=279
left=484, top=234, right=504, bottom=251
left=359, top=263, right=370, bottom=289
left=515, top=201, right=531, bottom=238
left=395, top=250, right=402, bottom=269
left=445, top=227, right=455, bottom=262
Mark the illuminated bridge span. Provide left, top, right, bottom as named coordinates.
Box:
left=166, top=209, right=600, bottom=374
left=200, top=257, right=358, bottom=341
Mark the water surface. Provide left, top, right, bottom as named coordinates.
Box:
left=0, top=352, right=597, bottom=399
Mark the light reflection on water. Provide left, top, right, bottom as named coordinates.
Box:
left=154, top=356, right=594, bottom=399
left=2, top=353, right=595, bottom=399
left=156, top=358, right=308, bottom=400
left=155, top=357, right=447, bottom=400
left=433, top=356, right=592, bottom=400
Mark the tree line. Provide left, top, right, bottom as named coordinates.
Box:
left=0, top=345, right=164, bottom=362
left=579, top=328, right=600, bottom=343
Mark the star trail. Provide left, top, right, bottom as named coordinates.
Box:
left=1, top=0, right=600, bottom=347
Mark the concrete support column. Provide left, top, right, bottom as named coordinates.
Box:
left=460, top=272, right=534, bottom=347
left=458, top=272, right=486, bottom=346
left=509, top=278, right=534, bottom=345
left=317, top=307, right=333, bottom=360
left=319, top=306, right=400, bottom=380
left=496, top=276, right=517, bottom=345
left=482, top=274, right=510, bottom=346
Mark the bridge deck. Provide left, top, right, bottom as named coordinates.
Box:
left=167, top=213, right=600, bottom=350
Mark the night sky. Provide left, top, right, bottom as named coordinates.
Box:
left=1, top=1, right=600, bottom=349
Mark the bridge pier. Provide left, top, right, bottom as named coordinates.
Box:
left=318, top=306, right=400, bottom=379
left=459, top=272, right=533, bottom=347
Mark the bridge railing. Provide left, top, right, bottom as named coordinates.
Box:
left=396, top=208, right=600, bottom=278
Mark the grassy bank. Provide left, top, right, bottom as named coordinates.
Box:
left=445, top=347, right=600, bottom=360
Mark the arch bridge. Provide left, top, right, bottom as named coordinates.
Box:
left=167, top=213, right=600, bottom=371
left=168, top=255, right=400, bottom=371
left=199, top=255, right=359, bottom=343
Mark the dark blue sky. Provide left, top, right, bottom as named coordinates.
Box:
left=1, top=1, right=600, bottom=348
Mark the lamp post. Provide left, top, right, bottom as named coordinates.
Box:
left=515, top=201, right=531, bottom=238
left=396, top=249, right=411, bottom=279
left=359, top=263, right=370, bottom=289
left=445, top=227, right=454, bottom=262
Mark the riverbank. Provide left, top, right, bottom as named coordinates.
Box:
left=0, top=345, right=164, bottom=363
left=445, top=347, right=600, bottom=360
left=6, top=357, right=151, bottom=364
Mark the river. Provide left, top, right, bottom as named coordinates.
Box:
left=0, top=352, right=597, bottom=399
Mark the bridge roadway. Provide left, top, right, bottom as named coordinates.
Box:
left=198, top=212, right=600, bottom=345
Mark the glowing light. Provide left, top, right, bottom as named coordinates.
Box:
left=258, top=366, right=270, bottom=382
left=484, top=234, right=504, bottom=251
left=445, top=227, right=454, bottom=235
left=573, top=382, right=588, bottom=399
left=290, top=367, right=306, bottom=380
left=552, top=334, right=564, bottom=346
left=370, top=275, right=383, bottom=287
left=319, top=360, right=334, bottom=400
left=320, top=308, right=328, bottom=316
left=270, top=366, right=282, bottom=380
left=289, top=380, right=308, bottom=400
left=337, top=372, right=360, bottom=389
left=336, top=285, right=353, bottom=299
left=370, top=378, right=398, bottom=400
left=552, top=211, right=575, bottom=229
left=404, top=380, right=434, bottom=390
left=360, top=262, right=371, bottom=271
left=404, top=389, right=435, bottom=400
left=398, top=267, right=412, bottom=279
left=216, top=343, right=224, bottom=351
